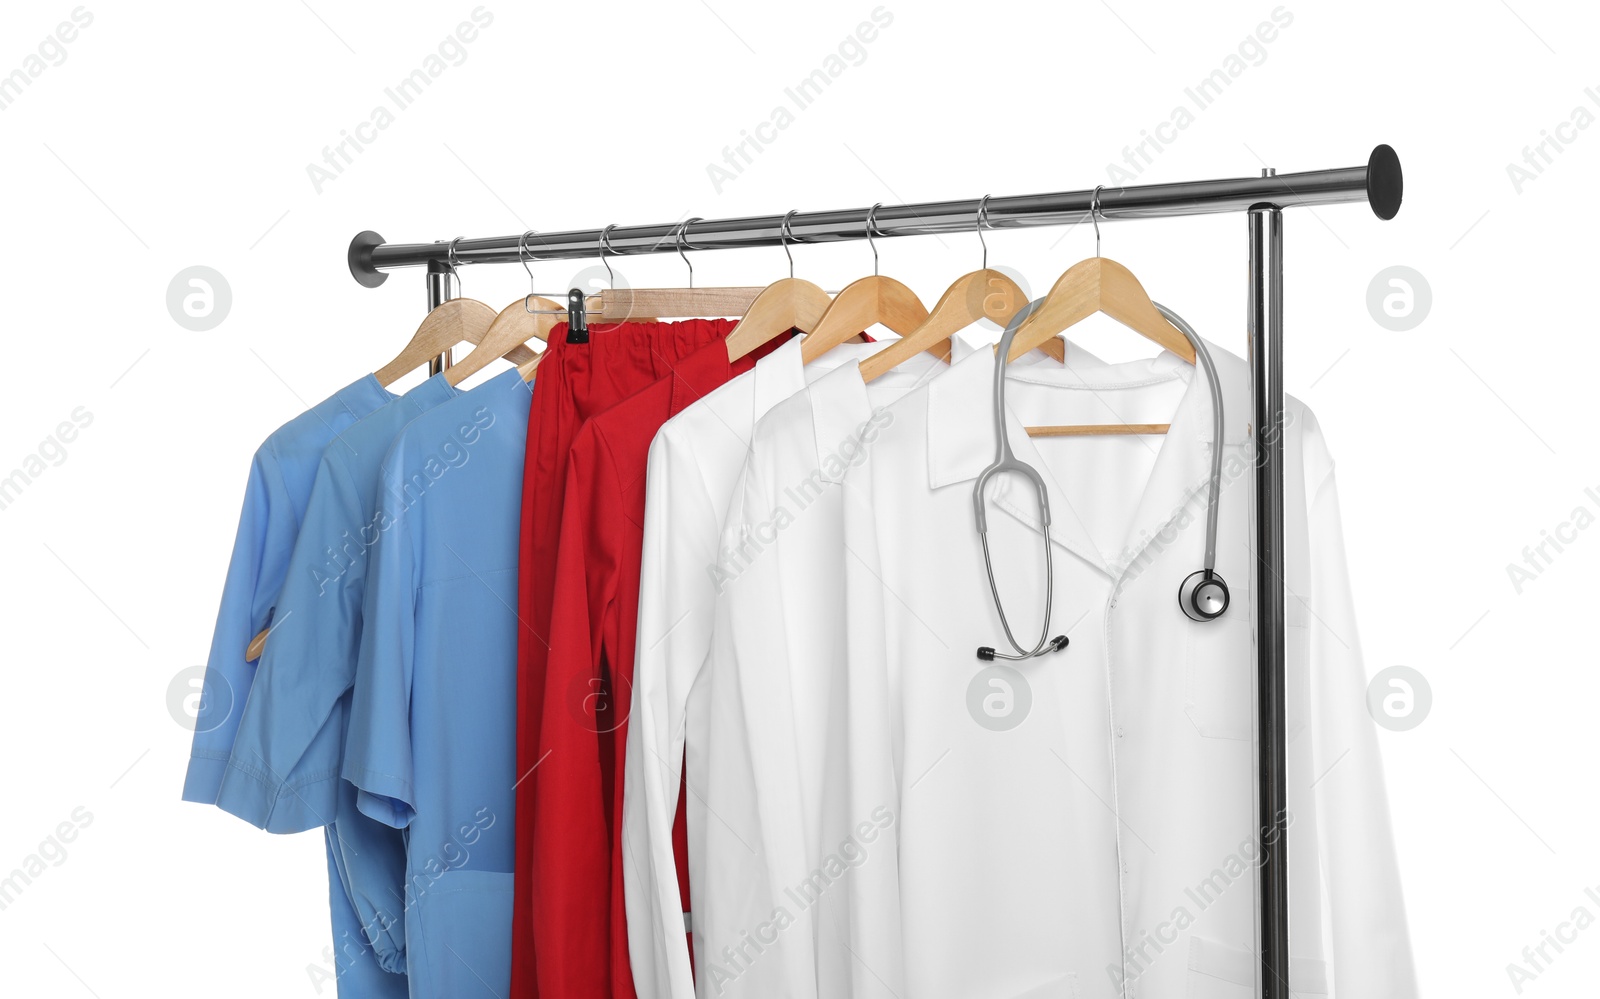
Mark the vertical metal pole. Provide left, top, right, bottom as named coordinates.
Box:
left=425, top=259, right=456, bottom=375
left=1248, top=175, right=1289, bottom=998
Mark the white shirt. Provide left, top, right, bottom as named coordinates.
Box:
left=688, top=341, right=1111, bottom=999
left=836, top=344, right=1415, bottom=998
left=625, top=336, right=1066, bottom=998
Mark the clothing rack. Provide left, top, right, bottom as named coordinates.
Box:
left=346, top=144, right=1404, bottom=999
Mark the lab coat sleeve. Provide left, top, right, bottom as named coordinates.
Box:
left=1302, top=416, right=1418, bottom=997
left=529, top=423, right=620, bottom=996
left=183, top=447, right=296, bottom=802
left=214, top=451, right=368, bottom=832
left=624, top=429, right=706, bottom=999
left=696, top=458, right=819, bottom=999
left=342, top=450, right=420, bottom=829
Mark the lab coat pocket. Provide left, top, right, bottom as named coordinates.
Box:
left=411, top=869, right=513, bottom=998
left=1184, top=936, right=1327, bottom=998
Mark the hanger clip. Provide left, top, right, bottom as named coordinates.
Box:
left=566, top=287, right=588, bottom=343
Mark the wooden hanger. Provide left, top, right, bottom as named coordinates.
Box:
left=1008, top=256, right=1194, bottom=364
left=800, top=205, right=928, bottom=362
left=719, top=211, right=831, bottom=362
left=371, top=296, right=541, bottom=387
left=245, top=628, right=270, bottom=663
left=446, top=295, right=562, bottom=386
left=373, top=238, right=535, bottom=385
left=858, top=269, right=1064, bottom=382
left=1026, top=422, right=1172, bottom=438
left=589, top=286, right=766, bottom=320
left=723, top=278, right=832, bottom=361
left=517, top=353, right=541, bottom=383
left=801, top=273, right=928, bottom=362
left=1008, top=255, right=1194, bottom=438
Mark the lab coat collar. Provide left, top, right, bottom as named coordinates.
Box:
left=927, top=337, right=1252, bottom=574
left=807, top=340, right=944, bottom=484
left=750, top=335, right=810, bottom=428
left=927, top=339, right=1250, bottom=487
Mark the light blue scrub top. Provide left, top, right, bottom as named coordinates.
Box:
left=216, top=373, right=459, bottom=978
left=182, top=373, right=406, bottom=998
left=344, top=369, right=532, bottom=998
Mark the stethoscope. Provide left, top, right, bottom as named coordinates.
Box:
left=974, top=297, right=1230, bottom=663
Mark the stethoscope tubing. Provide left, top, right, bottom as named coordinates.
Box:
left=975, top=297, right=1226, bottom=661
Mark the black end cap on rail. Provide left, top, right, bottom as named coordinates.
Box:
left=349, top=230, right=389, bottom=288
left=1367, top=145, right=1402, bottom=220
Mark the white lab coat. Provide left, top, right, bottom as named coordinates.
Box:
left=626, top=336, right=1066, bottom=998
left=836, top=344, right=1415, bottom=998
left=625, top=335, right=882, bottom=999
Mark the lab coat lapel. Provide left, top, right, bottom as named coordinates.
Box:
left=1112, top=340, right=1252, bottom=582
left=925, top=348, right=1110, bottom=574
left=992, top=418, right=1113, bottom=574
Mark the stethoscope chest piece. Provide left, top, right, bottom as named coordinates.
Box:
left=1179, top=569, right=1230, bottom=622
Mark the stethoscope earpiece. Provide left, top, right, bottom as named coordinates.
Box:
left=1179, top=569, right=1230, bottom=622
left=977, top=635, right=1069, bottom=662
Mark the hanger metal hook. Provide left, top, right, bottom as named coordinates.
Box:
left=1090, top=186, right=1104, bottom=258
left=519, top=230, right=540, bottom=313
left=598, top=224, right=617, bottom=290
left=780, top=209, right=799, bottom=279
left=448, top=236, right=466, bottom=296
left=676, top=217, right=703, bottom=290
left=866, top=202, right=885, bottom=276
left=976, top=194, right=993, bottom=270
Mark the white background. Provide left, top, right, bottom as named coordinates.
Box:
left=0, top=0, right=1595, bottom=995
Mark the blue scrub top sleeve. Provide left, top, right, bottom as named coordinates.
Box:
left=183, top=449, right=294, bottom=803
